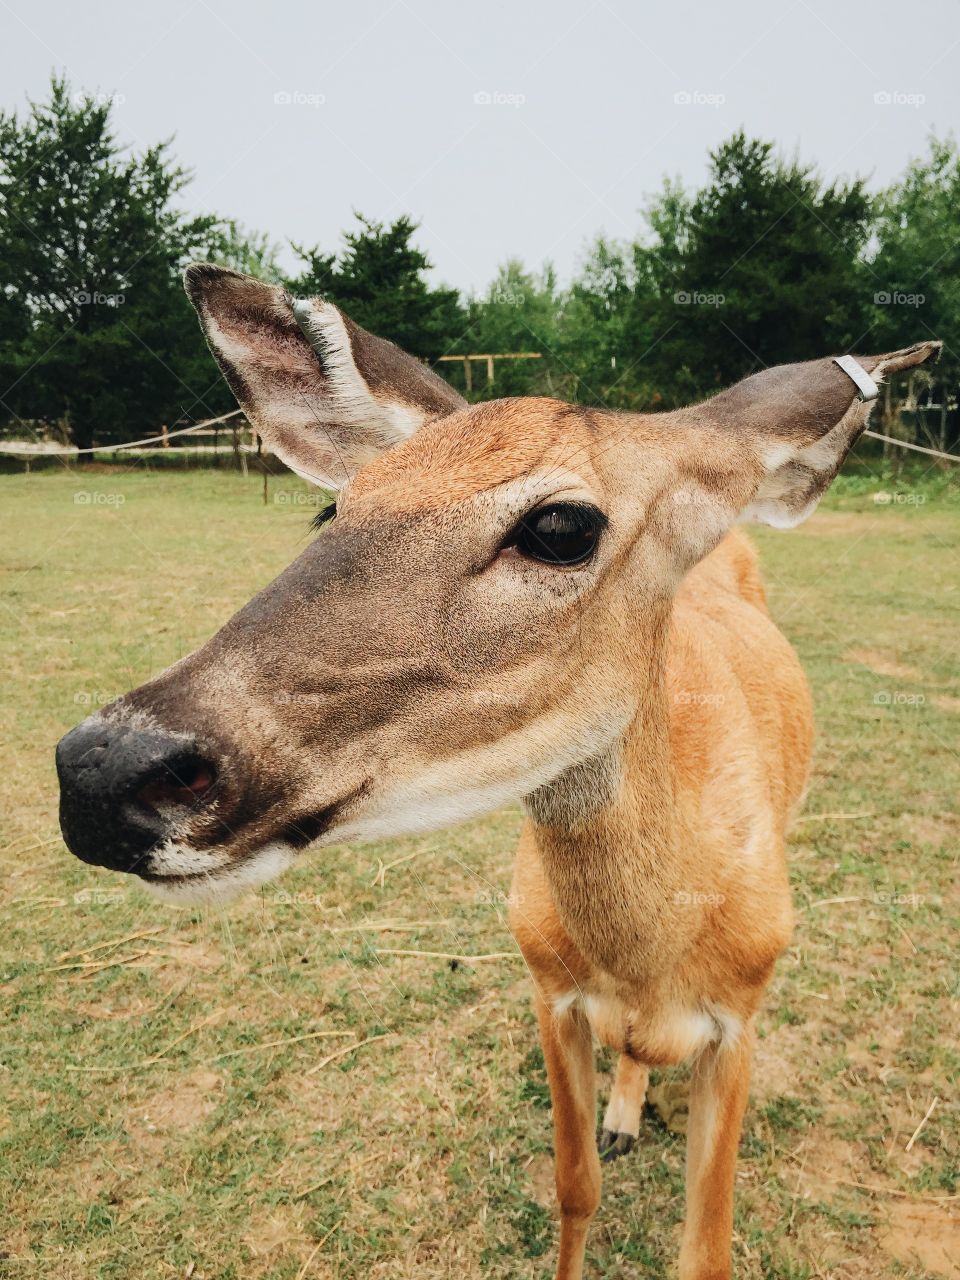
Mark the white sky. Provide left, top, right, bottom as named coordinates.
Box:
left=2, top=0, right=958, bottom=294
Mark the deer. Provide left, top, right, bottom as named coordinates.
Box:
left=55, top=263, right=941, bottom=1279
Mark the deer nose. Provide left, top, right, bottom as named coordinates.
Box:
left=56, top=718, right=218, bottom=873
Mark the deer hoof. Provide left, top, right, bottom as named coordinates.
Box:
left=598, top=1129, right=635, bottom=1161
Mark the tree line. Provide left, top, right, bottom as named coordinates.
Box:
left=1, top=76, right=956, bottom=453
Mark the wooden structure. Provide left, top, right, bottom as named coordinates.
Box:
left=436, top=351, right=541, bottom=392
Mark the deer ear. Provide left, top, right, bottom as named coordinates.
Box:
left=184, top=264, right=465, bottom=489
left=700, top=341, right=943, bottom=529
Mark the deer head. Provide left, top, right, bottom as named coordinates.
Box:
left=55, top=264, right=940, bottom=903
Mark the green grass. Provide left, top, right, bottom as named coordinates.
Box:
left=1, top=458, right=957, bottom=1279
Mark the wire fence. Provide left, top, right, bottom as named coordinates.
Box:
left=0, top=409, right=245, bottom=457
left=1, top=419, right=958, bottom=467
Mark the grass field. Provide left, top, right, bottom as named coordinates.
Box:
left=1, top=458, right=958, bottom=1280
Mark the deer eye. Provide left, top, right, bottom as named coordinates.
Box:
left=508, top=502, right=606, bottom=566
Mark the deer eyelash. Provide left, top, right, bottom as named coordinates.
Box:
left=310, top=500, right=337, bottom=532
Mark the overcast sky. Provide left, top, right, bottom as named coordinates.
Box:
left=3, top=0, right=958, bottom=293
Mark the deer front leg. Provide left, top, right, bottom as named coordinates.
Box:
left=535, top=994, right=601, bottom=1280
left=598, top=1052, right=649, bottom=1161
left=678, top=1021, right=754, bottom=1280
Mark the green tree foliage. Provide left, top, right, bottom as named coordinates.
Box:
left=0, top=88, right=954, bottom=451
left=205, top=220, right=286, bottom=283
left=451, top=261, right=562, bottom=399
left=559, top=237, right=651, bottom=409
left=629, top=133, right=875, bottom=405
left=462, top=136, right=881, bottom=414
left=870, top=135, right=959, bottom=386
left=288, top=213, right=463, bottom=359
left=0, top=76, right=232, bottom=450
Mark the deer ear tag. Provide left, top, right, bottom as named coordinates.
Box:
left=833, top=354, right=879, bottom=402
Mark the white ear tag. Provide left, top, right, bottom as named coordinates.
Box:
left=833, top=355, right=879, bottom=402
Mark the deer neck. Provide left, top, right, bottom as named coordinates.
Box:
left=525, top=607, right=689, bottom=985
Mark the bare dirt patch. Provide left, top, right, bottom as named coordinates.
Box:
left=242, top=1203, right=311, bottom=1259
left=143, top=937, right=227, bottom=989
left=789, top=1132, right=862, bottom=1199
left=845, top=648, right=926, bottom=681
left=752, top=1021, right=815, bottom=1102
left=525, top=1152, right=558, bottom=1214
left=880, top=1200, right=960, bottom=1278
left=283, top=1070, right=351, bottom=1136
left=125, top=1068, right=223, bottom=1154
left=901, top=811, right=956, bottom=848
left=803, top=513, right=888, bottom=536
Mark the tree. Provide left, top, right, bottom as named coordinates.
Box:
left=628, top=133, right=875, bottom=405
left=289, top=213, right=463, bottom=360
left=559, top=236, right=653, bottom=410
left=205, top=220, right=286, bottom=283
left=453, top=260, right=561, bottom=399
left=0, top=284, right=30, bottom=425
left=0, top=76, right=227, bottom=449
left=869, top=136, right=960, bottom=446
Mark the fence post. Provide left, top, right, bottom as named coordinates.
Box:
left=258, top=435, right=268, bottom=505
